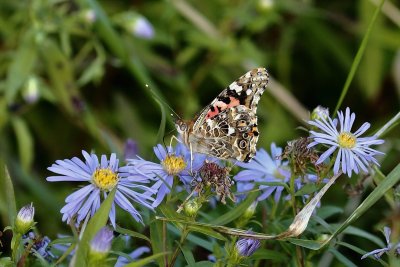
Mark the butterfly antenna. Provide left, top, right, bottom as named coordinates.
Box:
left=145, top=84, right=182, bottom=121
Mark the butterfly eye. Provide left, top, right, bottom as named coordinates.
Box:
left=180, top=123, right=187, bottom=131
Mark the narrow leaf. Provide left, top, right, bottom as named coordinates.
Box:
left=115, top=225, right=151, bottom=243
left=321, top=164, right=400, bottom=249
left=125, top=252, right=169, bottom=267
left=0, top=163, right=17, bottom=227
left=74, top=188, right=116, bottom=266
left=328, top=248, right=357, bottom=267
left=11, top=117, right=34, bottom=170
left=181, top=246, right=196, bottom=266
left=150, top=219, right=167, bottom=266
left=211, top=192, right=257, bottom=225
left=6, top=30, right=37, bottom=102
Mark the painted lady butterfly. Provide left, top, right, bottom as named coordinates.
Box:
left=175, top=68, right=269, bottom=163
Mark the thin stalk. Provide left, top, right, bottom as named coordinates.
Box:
left=169, top=225, right=189, bottom=266
left=375, top=111, right=400, bottom=137
left=334, top=0, right=386, bottom=115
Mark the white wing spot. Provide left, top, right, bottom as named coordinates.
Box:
left=246, top=89, right=252, bottom=95
left=230, top=83, right=243, bottom=93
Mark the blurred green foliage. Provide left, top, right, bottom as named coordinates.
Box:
left=0, top=0, right=399, bottom=266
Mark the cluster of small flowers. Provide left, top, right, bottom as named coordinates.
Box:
left=41, top=106, right=384, bottom=262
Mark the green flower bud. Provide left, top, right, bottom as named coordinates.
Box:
left=184, top=199, right=201, bottom=217
left=15, top=203, right=35, bottom=234
left=311, top=106, right=330, bottom=121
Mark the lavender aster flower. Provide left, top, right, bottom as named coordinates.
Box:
left=361, top=226, right=400, bottom=260
left=126, top=143, right=207, bottom=207
left=47, top=151, right=155, bottom=228
left=308, top=107, right=384, bottom=177
left=234, top=143, right=290, bottom=202
left=23, top=232, right=55, bottom=261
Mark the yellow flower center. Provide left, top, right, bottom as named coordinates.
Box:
left=92, top=168, right=119, bottom=191
left=162, top=155, right=187, bottom=175
left=338, top=132, right=356, bottom=149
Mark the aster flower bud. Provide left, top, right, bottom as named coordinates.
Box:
left=130, top=16, right=154, bottom=39
left=15, top=203, right=35, bottom=234
left=23, top=76, right=40, bottom=104
left=114, top=12, right=154, bottom=39
left=310, top=106, right=330, bottom=121
left=89, top=227, right=114, bottom=262
left=183, top=199, right=201, bottom=217
left=243, top=201, right=258, bottom=221
left=235, top=235, right=261, bottom=257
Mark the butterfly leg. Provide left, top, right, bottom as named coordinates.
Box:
left=189, top=142, right=194, bottom=175
left=169, top=135, right=182, bottom=148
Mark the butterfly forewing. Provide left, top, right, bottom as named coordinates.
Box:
left=178, top=67, right=269, bottom=162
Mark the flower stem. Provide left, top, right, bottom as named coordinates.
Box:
left=11, top=233, right=22, bottom=262
left=169, top=226, right=189, bottom=266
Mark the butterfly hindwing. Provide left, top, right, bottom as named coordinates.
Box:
left=189, top=105, right=259, bottom=162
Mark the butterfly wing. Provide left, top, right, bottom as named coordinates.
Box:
left=193, top=68, right=269, bottom=131
left=189, top=105, right=259, bottom=162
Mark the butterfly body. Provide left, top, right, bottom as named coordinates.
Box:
left=176, top=68, right=269, bottom=162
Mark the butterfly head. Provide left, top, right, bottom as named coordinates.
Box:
left=175, top=119, right=189, bottom=135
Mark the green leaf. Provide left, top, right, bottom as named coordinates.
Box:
left=150, top=219, right=167, bottom=266
left=5, top=30, right=37, bottom=102
left=181, top=246, right=195, bottom=266
left=287, top=238, right=324, bottom=250
left=74, top=188, right=116, bottom=266
left=316, top=206, right=343, bottom=220
left=0, top=257, right=13, bottom=267
left=168, top=225, right=215, bottom=251
left=292, top=164, right=400, bottom=251
left=0, top=163, right=17, bottom=227
left=210, top=192, right=258, bottom=225
left=187, top=225, right=226, bottom=241
left=252, top=248, right=288, bottom=262
left=188, top=261, right=214, bottom=267
left=11, top=117, right=34, bottom=170
left=358, top=0, right=384, bottom=100
left=115, top=225, right=151, bottom=243
left=294, top=183, right=319, bottom=196
left=336, top=241, right=387, bottom=266
left=343, top=226, right=385, bottom=247
left=40, top=39, right=78, bottom=115
left=328, top=248, right=357, bottom=267
left=321, top=164, right=400, bottom=248
left=334, top=0, right=385, bottom=114
left=125, top=252, right=169, bottom=267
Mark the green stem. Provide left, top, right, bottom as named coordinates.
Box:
left=375, top=111, right=400, bottom=137
left=169, top=226, right=189, bottom=266
left=334, top=0, right=386, bottom=115
left=11, top=233, right=22, bottom=262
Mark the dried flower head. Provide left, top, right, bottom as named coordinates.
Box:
left=194, top=161, right=235, bottom=204
left=281, top=137, right=322, bottom=175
